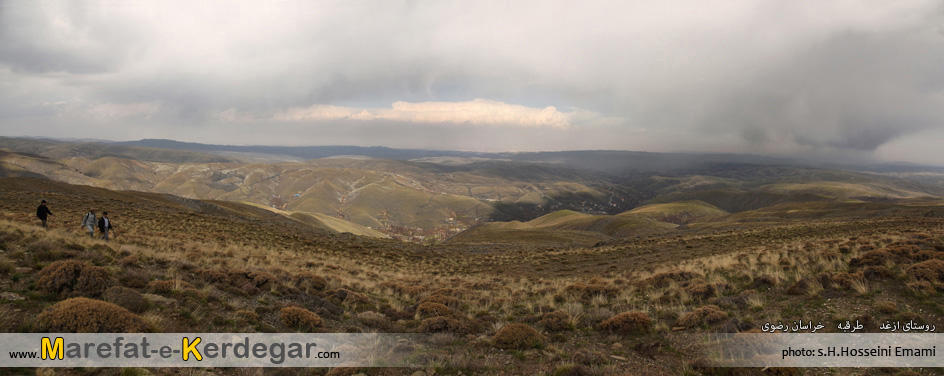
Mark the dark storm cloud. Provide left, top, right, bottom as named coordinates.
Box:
left=0, top=1, right=943, bottom=163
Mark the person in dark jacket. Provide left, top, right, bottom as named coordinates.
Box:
left=98, top=211, right=114, bottom=241
left=36, top=200, right=53, bottom=229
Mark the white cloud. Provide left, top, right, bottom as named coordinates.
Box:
left=242, top=99, right=601, bottom=129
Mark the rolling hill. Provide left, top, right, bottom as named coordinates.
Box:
left=4, top=136, right=944, bottom=243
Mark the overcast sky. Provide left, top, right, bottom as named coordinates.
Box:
left=1, top=1, right=943, bottom=164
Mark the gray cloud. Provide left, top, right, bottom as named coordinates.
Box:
left=1, top=1, right=943, bottom=163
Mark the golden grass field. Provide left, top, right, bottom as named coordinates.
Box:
left=2, top=177, right=944, bottom=375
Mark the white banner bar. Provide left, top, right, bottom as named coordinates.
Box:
left=0, top=333, right=423, bottom=367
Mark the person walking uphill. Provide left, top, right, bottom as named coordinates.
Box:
left=98, top=211, right=114, bottom=241
left=36, top=200, right=52, bottom=229
left=81, top=210, right=97, bottom=239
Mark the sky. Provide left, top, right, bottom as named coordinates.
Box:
left=1, top=1, right=943, bottom=164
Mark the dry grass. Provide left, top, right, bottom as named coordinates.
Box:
left=3, top=180, right=944, bottom=375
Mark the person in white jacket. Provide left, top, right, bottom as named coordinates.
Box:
left=81, top=210, right=97, bottom=239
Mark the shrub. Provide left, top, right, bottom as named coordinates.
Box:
left=28, top=239, right=75, bottom=261
left=863, top=266, right=895, bottom=279
left=328, top=288, right=369, bottom=305
left=280, top=307, right=323, bottom=331
left=418, top=316, right=479, bottom=335
left=907, top=260, right=944, bottom=283
left=887, top=244, right=922, bottom=259
left=235, top=310, right=259, bottom=322
left=817, top=271, right=865, bottom=290
left=195, top=268, right=228, bottom=284
left=875, top=301, right=899, bottom=314
left=294, top=271, right=328, bottom=291
left=676, top=305, right=727, bottom=328
left=103, top=286, right=148, bottom=313
left=356, top=311, right=389, bottom=329
left=538, top=311, right=572, bottom=331
left=119, top=269, right=150, bottom=288
left=785, top=278, right=819, bottom=295
left=685, top=282, right=727, bottom=300
left=119, top=256, right=140, bottom=268
left=420, top=294, right=462, bottom=308
left=37, top=260, right=110, bottom=296
left=600, top=311, right=652, bottom=335
left=228, top=269, right=276, bottom=288
left=564, top=282, right=619, bottom=300
left=849, top=249, right=892, bottom=268
left=492, top=323, right=544, bottom=350
left=35, top=298, right=148, bottom=332
left=416, top=302, right=452, bottom=318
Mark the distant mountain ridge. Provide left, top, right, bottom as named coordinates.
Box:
left=3, top=136, right=944, bottom=242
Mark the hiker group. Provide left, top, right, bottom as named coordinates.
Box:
left=35, top=200, right=117, bottom=241
left=81, top=209, right=116, bottom=241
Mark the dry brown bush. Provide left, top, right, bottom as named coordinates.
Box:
left=863, top=266, right=895, bottom=279
left=685, top=282, right=727, bottom=300
left=677, top=305, right=727, bottom=328
left=103, top=286, right=148, bottom=313
left=35, top=297, right=148, bottom=333
left=119, top=255, right=139, bottom=268
left=195, top=268, right=228, bottom=284
left=28, top=239, right=76, bottom=261
left=119, top=269, right=149, bottom=288
left=294, top=271, right=328, bottom=291
left=328, top=288, right=369, bottom=305
left=356, top=311, right=389, bottom=329
left=750, top=275, right=778, bottom=290
left=228, top=269, right=276, bottom=288
left=600, top=311, right=652, bottom=335
left=537, top=311, right=572, bottom=331
left=817, top=271, right=865, bottom=290
left=280, top=307, right=324, bottom=331
left=235, top=310, right=259, bottom=322
left=849, top=250, right=892, bottom=267
left=907, top=260, right=944, bottom=283
left=564, top=282, right=619, bottom=300
left=492, top=323, right=544, bottom=349
left=416, top=302, right=451, bottom=318
left=420, top=294, right=462, bottom=308
left=37, top=260, right=110, bottom=296
left=907, top=281, right=936, bottom=295
left=417, top=316, right=479, bottom=335
left=887, top=244, right=922, bottom=258
left=875, top=301, right=898, bottom=314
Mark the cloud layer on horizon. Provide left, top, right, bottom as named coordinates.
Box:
left=1, top=1, right=943, bottom=163
left=220, top=99, right=608, bottom=129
